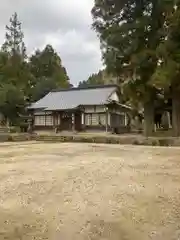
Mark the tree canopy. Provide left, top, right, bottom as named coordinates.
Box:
left=0, top=13, right=70, bottom=125
left=2, top=12, right=26, bottom=59
left=151, top=1, right=180, bottom=136
left=78, top=69, right=118, bottom=87
left=78, top=70, right=104, bottom=87
left=91, top=0, right=173, bottom=136
left=29, top=44, right=70, bottom=101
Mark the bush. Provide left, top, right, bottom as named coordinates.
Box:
left=151, top=140, right=159, bottom=146
left=33, top=134, right=179, bottom=147
left=9, top=126, right=21, bottom=133
left=8, top=135, right=13, bottom=141
left=133, top=140, right=140, bottom=145
left=158, top=139, right=174, bottom=146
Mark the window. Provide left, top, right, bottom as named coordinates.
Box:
left=34, top=115, right=45, bottom=126
left=85, top=114, right=92, bottom=126
left=46, top=115, right=53, bottom=126
left=91, top=114, right=99, bottom=126
left=98, top=114, right=106, bottom=126
left=85, top=113, right=106, bottom=126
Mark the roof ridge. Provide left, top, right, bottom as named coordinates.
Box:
left=51, top=84, right=118, bottom=93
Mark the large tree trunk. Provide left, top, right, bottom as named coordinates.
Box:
left=144, top=100, right=154, bottom=137
left=172, top=87, right=180, bottom=137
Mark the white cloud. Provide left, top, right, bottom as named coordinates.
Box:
left=0, top=0, right=103, bottom=86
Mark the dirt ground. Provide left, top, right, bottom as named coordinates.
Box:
left=0, top=142, right=180, bottom=240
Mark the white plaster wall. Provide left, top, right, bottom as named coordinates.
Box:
left=84, top=106, right=94, bottom=113
left=34, top=110, right=52, bottom=116
left=109, top=92, right=119, bottom=102
left=96, top=105, right=106, bottom=113
left=81, top=113, right=85, bottom=125
left=108, top=113, right=111, bottom=125
left=84, top=105, right=106, bottom=113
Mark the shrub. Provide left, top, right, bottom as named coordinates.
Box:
left=151, top=140, right=158, bottom=146
left=133, top=140, right=140, bottom=145
left=9, top=126, right=21, bottom=133
left=158, top=139, right=170, bottom=146
left=8, top=135, right=13, bottom=141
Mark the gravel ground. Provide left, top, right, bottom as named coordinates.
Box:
left=0, top=142, right=180, bottom=239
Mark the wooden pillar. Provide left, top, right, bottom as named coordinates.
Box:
left=53, top=112, right=55, bottom=128
left=105, top=109, right=108, bottom=133
left=45, top=111, right=47, bottom=126
left=125, top=113, right=128, bottom=126
left=81, top=112, right=85, bottom=131
left=53, top=112, right=58, bottom=133
left=84, top=113, right=86, bottom=130
left=81, top=112, right=84, bottom=125
left=72, top=112, right=75, bottom=132
left=58, top=113, right=61, bottom=126
left=59, top=113, right=62, bottom=131
left=167, top=111, right=171, bottom=129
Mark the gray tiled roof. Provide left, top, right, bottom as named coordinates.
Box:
left=29, top=85, right=117, bottom=110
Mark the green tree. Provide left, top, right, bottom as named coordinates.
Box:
left=0, top=13, right=29, bottom=123
left=1, top=12, right=30, bottom=90
left=1, top=12, right=28, bottom=89
left=29, top=45, right=70, bottom=101
left=78, top=69, right=117, bottom=87
left=92, top=0, right=166, bottom=136
left=0, top=13, right=71, bottom=124
left=79, top=70, right=104, bottom=87
left=0, top=81, right=25, bottom=124
left=0, top=50, right=29, bottom=123
left=2, top=12, right=26, bottom=59
left=31, top=77, right=57, bottom=102
left=151, top=1, right=180, bottom=136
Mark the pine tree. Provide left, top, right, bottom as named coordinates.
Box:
left=0, top=13, right=29, bottom=123
left=2, top=12, right=26, bottom=59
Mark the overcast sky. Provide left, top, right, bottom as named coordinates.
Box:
left=0, top=0, right=103, bottom=86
